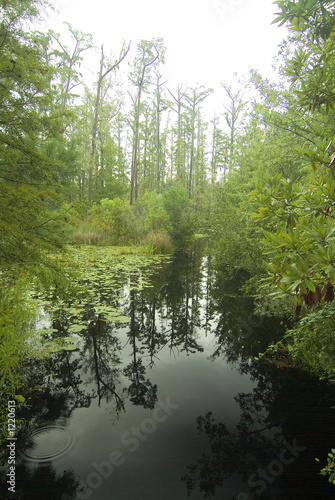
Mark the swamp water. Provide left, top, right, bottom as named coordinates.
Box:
left=1, top=246, right=335, bottom=499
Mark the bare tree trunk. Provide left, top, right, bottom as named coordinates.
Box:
left=130, top=87, right=142, bottom=206
left=130, top=43, right=159, bottom=205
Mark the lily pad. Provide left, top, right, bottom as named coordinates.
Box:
left=69, top=324, right=86, bottom=333
left=62, top=344, right=78, bottom=351
left=112, top=316, right=129, bottom=324
left=38, top=328, right=59, bottom=335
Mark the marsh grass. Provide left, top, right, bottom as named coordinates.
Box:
left=71, top=228, right=106, bottom=245
left=142, top=231, right=173, bottom=254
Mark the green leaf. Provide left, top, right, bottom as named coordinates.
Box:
left=112, top=316, right=129, bottom=324
left=69, top=324, right=86, bottom=333
left=62, top=344, right=78, bottom=351
left=305, top=279, right=316, bottom=292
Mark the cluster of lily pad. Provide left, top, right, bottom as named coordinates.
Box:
left=32, top=247, right=170, bottom=354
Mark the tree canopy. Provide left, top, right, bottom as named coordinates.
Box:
left=0, top=0, right=68, bottom=271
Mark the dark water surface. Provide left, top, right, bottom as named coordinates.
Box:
left=1, top=247, right=335, bottom=499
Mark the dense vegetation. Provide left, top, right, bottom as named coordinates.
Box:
left=1, top=1, right=335, bottom=479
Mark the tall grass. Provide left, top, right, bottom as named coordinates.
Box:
left=71, top=228, right=106, bottom=245
left=142, top=232, right=173, bottom=254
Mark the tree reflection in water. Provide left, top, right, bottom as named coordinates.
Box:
left=182, top=357, right=335, bottom=499
left=0, top=461, right=82, bottom=500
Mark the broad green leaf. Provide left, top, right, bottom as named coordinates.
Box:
left=304, top=279, right=316, bottom=292
left=113, top=316, right=130, bottom=323
left=69, top=324, right=86, bottom=333
left=62, top=344, right=78, bottom=351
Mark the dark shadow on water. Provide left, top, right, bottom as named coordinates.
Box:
left=0, top=461, right=82, bottom=500
left=182, top=358, right=335, bottom=499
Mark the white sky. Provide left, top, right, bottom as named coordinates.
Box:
left=44, top=0, right=287, bottom=87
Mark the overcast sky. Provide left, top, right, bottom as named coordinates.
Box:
left=45, top=0, right=287, bottom=85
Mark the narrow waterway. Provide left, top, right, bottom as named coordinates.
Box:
left=1, top=247, right=335, bottom=499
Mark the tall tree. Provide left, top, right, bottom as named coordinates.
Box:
left=274, top=0, right=335, bottom=111
left=168, top=84, right=188, bottom=185
left=209, top=116, right=227, bottom=183
left=221, top=82, right=246, bottom=172
left=129, top=38, right=165, bottom=205
left=249, top=1, right=335, bottom=309
left=87, top=42, right=130, bottom=202
left=153, top=71, right=169, bottom=192
left=0, top=0, right=68, bottom=269
left=48, top=22, right=93, bottom=112
left=181, top=86, right=213, bottom=197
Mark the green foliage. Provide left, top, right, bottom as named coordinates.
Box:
left=40, top=138, right=81, bottom=200
left=212, top=194, right=264, bottom=278
left=71, top=187, right=195, bottom=249
left=0, top=272, right=71, bottom=389
left=320, top=448, right=335, bottom=486
left=0, top=278, right=35, bottom=387
left=277, top=302, right=335, bottom=378
left=251, top=169, right=335, bottom=306
left=162, top=183, right=196, bottom=244
left=274, top=1, right=335, bottom=112
left=47, top=22, right=93, bottom=112
left=69, top=189, right=184, bottom=250
left=86, top=197, right=138, bottom=245
left=273, top=1, right=335, bottom=40
left=210, top=70, right=311, bottom=287
left=71, top=226, right=105, bottom=245
left=0, top=260, right=83, bottom=390
left=137, top=191, right=172, bottom=235
left=0, top=0, right=70, bottom=275
left=248, top=6, right=335, bottom=308
left=242, top=27, right=335, bottom=498
left=0, top=0, right=79, bottom=390
left=142, top=232, right=173, bottom=254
